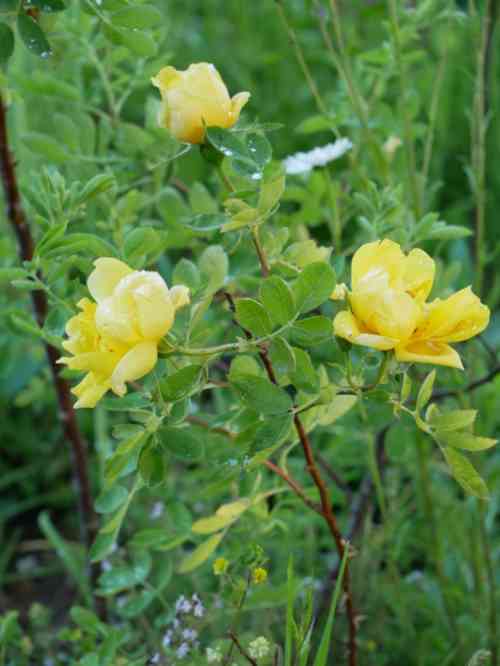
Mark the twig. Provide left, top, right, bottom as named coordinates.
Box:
left=317, top=425, right=389, bottom=619
left=265, top=461, right=322, bottom=515
left=317, top=453, right=351, bottom=496
left=432, top=364, right=500, bottom=400
left=0, top=96, right=103, bottom=617
left=228, top=631, right=258, bottom=666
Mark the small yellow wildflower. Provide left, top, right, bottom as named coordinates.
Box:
left=213, top=557, right=229, bottom=576
left=333, top=239, right=489, bottom=369
left=59, top=258, right=190, bottom=408
left=151, top=63, right=250, bottom=144
left=252, top=567, right=268, bottom=585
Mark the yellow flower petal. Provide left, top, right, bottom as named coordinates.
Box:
left=330, top=283, right=348, bottom=301
left=61, top=351, right=122, bottom=375
left=333, top=310, right=398, bottom=350
left=87, top=258, right=133, bottom=303
left=351, top=239, right=405, bottom=292
left=111, top=341, right=158, bottom=397
left=169, top=285, right=191, bottom=311
left=72, top=373, right=111, bottom=409
left=152, top=62, right=249, bottom=143
left=402, top=248, right=435, bottom=302
left=395, top=341, right=463, bottom=369
left=350, top=288, right=420, bottom=342
left=229, top=91, right=250, bottom=123
left=417, top=287, right=490, bottom=343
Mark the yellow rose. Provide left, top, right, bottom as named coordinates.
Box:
left=59, top=258, right=190, bottom=408
left=151, top=62, right=250, bottom=144
left=333, top=239, right=489, bottom=369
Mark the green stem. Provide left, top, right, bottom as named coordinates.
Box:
left=387, top=0, right=422, bottom=220
left=478, top=500, right=498, bottom=666
left=472, top=1, right=491, bottom=295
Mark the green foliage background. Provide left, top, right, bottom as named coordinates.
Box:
left=1, top=1, right=500, bottom=665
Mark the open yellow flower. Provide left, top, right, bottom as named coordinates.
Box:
left=151, top=62, right=250, bottom=144
left=333, top=239, right=489, bottom=369
left=59, top=258, right=190, bottom=408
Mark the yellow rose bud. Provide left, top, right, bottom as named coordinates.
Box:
left=251, top=567, right=268, bottom=585
left=333, top=239, right=489, bottom=369
left=151, top=62, right=250, bottom=144
left=213, top=557, right=229, bottom=576
left=58, top=258, right=190, bottom=408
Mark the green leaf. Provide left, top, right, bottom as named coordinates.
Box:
left=235, top=298, right=273, bottom=336
left=90, top=532, right=117, bottom=563
left=17, top=13, right=51, bottom=58
left=317, top=395, right=357, bottom=426
left=111, top=4, right=162, bottom=28
left=192, top=499, right=250, bottom=534
left=23, top=132, right=68, bottom=163
left=206, top=127, right=249, bottom=161
left=269, top=337, right=296, bottom=377
left=0, top=23, right=14, bottom=64
left=290, top=348, right=319, bottom=394
left=429, top=409, right=477, bottom=433
left=258, top=161, right=286, bottom=213
left=182, top=213, right=226, bottom=232
left=400, top=373, right=412, bottom=403
left=138, top=446, right=167, bottom=486
left=159, top=426, right=205, bottom=461
left=38, top=512, right=91, bottom=605
left=416, top=370, right=435, bottom=412
left=178, top=532, right=224, bottom=573
left=95, top=485, right=129, bottom=514
left=160, top=365, right=203, bottom=402
left=70, top=607, right=106, bottom=637
left=123, top=228, right=159, bottom=264
left=441, top=447, right=489, bottom=498
left=295, top=114, right=334, bottom=134
left=199, top=244, right=228, bottom=293
left=290, top=316, right=332, bottom=347
left=114, top=27, right=157, bottom=57
left=260, top=276, right=295, bottom=327
left=173, top=259, right=200, bottom=292
left=313, top=547, right=349, bottom=666
left=128, top=529, right=173, bottom=550
left=231, top=373, right=292, bottom=415
left=439, top=433, right=497, bottom=452
left=252, top=412, right=293, bottom=454
left=293, top=262, right=336, bottom=313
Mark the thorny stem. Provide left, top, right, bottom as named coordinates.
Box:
left=387, top=0, right=422, bottom=220
left=228, top=295, right=358, bottom=661
left=186, top=415, right=322, bottom=515
left=0, top=96, right=104, bottom=619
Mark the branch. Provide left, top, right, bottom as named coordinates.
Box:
left=0, top=96, right=103, bottom=617
left=228, top=632, right=258, bottom=666
left=432, top=364, right=500, bottom=400
left=225, top=291, right=357, bottom=666
left=317, top=424, right=390, bottom=620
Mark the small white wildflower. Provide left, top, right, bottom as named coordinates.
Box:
left=383, top=135, right=402, bottom=158
left=162, top=630, right=173, bottom=648
left=176, top=642, right=190, bottom=659
left=283, top=138, right=353, bottom=175
left=116, top=595, right=128, bottom=608
left=206, top=647, right=222, bottom=663
left=175, top=595, right=192, bottom=614
left=182, top=628, right=198, bottom=641
left=173, top=618, right=180, bottom=629
left=248, top=637, right=271, bottom=659
left=101, top=559, right=112, bottom=572
left=193, top=602, right=205, bottom=617
left=17, top=556, right=38, bottom=573
left=150, top=653, right=160, bottom=664
left=150, top=501, right=164, bottom=519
